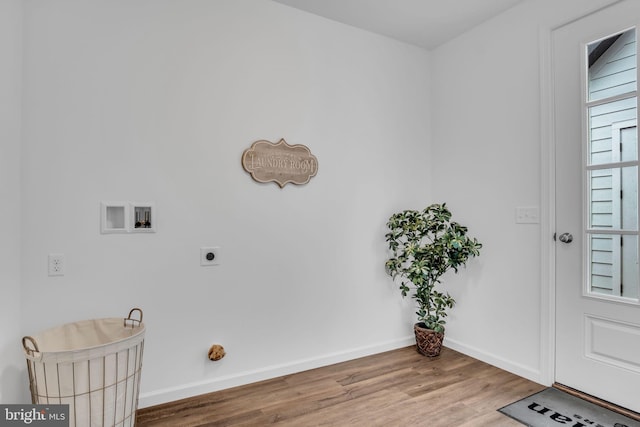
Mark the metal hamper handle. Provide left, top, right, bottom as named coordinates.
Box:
left=22, top=336, right=40, bottom=355
left=124, top=307, right=143, bottom=328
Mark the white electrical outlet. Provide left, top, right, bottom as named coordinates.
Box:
left=200, top=247, right=220, bottom=266
left=48, top=253, right=65, bottom=276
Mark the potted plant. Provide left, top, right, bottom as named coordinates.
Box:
left=385, top=203, right=482, bottom=357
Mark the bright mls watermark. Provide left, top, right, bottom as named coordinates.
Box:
left=0, top=405, right=68, bottom=426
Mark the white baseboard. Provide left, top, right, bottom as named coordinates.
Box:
left=139, top=336, right=546, bottom=408
left=444, top=336, right=545, bottom=385
left=138, top=336, right=415, bottom=408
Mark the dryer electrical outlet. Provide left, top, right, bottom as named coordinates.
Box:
left=200, top=247, right=220, bottom=266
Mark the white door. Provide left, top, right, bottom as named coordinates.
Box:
left=554, top=0, right=640, bottom=413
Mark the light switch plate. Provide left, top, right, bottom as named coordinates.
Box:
left=516, top=207, right=540, bottom=224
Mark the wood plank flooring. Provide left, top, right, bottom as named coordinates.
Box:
left=136, top=346, right=545, bottom=426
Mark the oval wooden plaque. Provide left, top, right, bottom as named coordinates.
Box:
left=241, top=139, right=318, bottom=188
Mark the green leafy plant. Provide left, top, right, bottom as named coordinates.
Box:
left=385, top=203, right=482, bottom=333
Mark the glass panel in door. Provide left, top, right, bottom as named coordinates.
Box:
left=586, top=29, right=640, bottom=300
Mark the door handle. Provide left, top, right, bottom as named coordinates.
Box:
left=558, top=232, right=573, bottom=243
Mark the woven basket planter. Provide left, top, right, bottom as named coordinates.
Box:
left=414, top=323, right=444, bottom=357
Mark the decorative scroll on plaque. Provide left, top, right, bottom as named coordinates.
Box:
left=241, top=139, right=318, bottom=188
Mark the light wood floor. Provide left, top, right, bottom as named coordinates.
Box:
left=136, top=346, right=545, bottom=426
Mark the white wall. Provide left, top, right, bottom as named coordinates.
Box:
left=0, top=0, right=28, bottom=405
left=431, top=0, right=619, bottom=384
left=10, top=0, right=627, bottom=409
left=18, top=0, right=431, bottom=406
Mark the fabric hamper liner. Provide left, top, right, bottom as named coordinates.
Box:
left=22, top=308, right=145, bottom=427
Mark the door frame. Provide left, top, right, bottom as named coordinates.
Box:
left=539, top=0, right=627, bottom=387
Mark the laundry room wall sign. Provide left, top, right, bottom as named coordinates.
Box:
left=241, top=139, right=318, bottom=188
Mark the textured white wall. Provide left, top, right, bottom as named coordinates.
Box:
left=0, top=0, right=27, bottom=405
left=431, top=0, right=619, bottom=384
left=18, top=0, right=431, bottom=406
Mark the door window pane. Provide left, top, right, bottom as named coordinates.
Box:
left=589, top=166, right=638, bottom=230
left=588, top=28, right=637, bottom=102
left=590, top=234, right=639, bottom=298
left=588, top=98, right=637, bottom=165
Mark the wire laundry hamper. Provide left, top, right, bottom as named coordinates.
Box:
left=22, top=308, right=145, bottom=427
